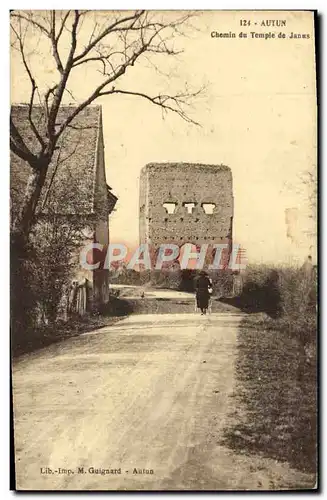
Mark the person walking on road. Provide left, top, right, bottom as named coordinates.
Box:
left=195, top=270, right=212, bottom=315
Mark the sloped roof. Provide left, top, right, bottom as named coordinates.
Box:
left=10, top=104, right=107, bottom=216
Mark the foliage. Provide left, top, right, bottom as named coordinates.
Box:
left=239, top=264, right=317, bottom=343
left=11, top=213, right=85, bottom=348
left=223, top=264, right=317, bottom=477
left=31, top=215, right=85, bottom=322
left=110, top=268, right=142, bottom=286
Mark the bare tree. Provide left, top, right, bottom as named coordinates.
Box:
left=10, top=10, right=203, bottom=248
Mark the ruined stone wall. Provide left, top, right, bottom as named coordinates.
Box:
left=139, top=162, right=234, bottom=261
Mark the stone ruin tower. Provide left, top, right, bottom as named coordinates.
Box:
left=139, top=163, right=234, bottom=274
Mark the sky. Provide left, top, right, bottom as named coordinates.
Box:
left=10, top=10, right=317, bottom=265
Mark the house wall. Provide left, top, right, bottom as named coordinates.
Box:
left=70, top=111, right=112, bottom=312
left=75, top=232, right=94, bottom=285
left=92, top=111, right=110, bottom=307
left=10, top=105, right=114, bottom=318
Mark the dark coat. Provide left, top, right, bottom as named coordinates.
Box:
left=195, top=275, right=211, bottom=309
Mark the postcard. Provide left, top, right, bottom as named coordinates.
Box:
left=10, top=10, right=317, bottom=491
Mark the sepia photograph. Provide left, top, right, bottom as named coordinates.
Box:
left=10, top=9, right=318, bottom=491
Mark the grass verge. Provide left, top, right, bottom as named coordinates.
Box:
left=223, top=313, right=317, bottom=477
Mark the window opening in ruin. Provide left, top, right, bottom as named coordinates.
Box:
left=183, top=202, right=196, bottom=214
left=163, top=202, right=177, bottom=214
left=202, top=203, right=216, bottom=214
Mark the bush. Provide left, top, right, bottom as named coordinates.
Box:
left=11, top=241, right=40, bottom=340
left=224, top=264, right=317, bottom=475
left=238, top=265, right=281, bottom=316
left=110, top=268, right=141, bottom=285
left=240, top=264, right=317, bottom=344
left=11, top=214, right=85, bottom=344
left=278, top=267, right=317, bottom=345
left=210, top=269, right=234, bottom=297
left=151, top=269, right=182, bottom=290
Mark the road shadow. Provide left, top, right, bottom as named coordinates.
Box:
left=12, top=297, right=135, bottom=358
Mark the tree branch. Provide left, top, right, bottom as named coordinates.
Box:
left=56, top=33, right=152, bottom=136
left=72, top=10, right=145, bottom=65
left=99, top=88, right=202, bottom=126
left=11, top=11, right=50, bottom=36
left=10, top=112, right=40, bottom=163
left=10, top=9, right=202, bottom=243
left=10, top=138, right=37, bottom=165
left=55, top=10, right=71, bottom=43
left=11, top=21, right=45, bottom=150
left=49, top=11, right=64, bottom=74
left=47, top=11, right=81, bottom=144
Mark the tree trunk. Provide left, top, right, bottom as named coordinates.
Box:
left=10, top=160, right=49, bottom=341
left=12, top=162, right=48, bottom=252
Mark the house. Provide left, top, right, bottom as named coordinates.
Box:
left=10, top=104, right=117, bottom=315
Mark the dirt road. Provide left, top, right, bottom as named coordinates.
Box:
left=12, top=312, right=313, bottom=490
